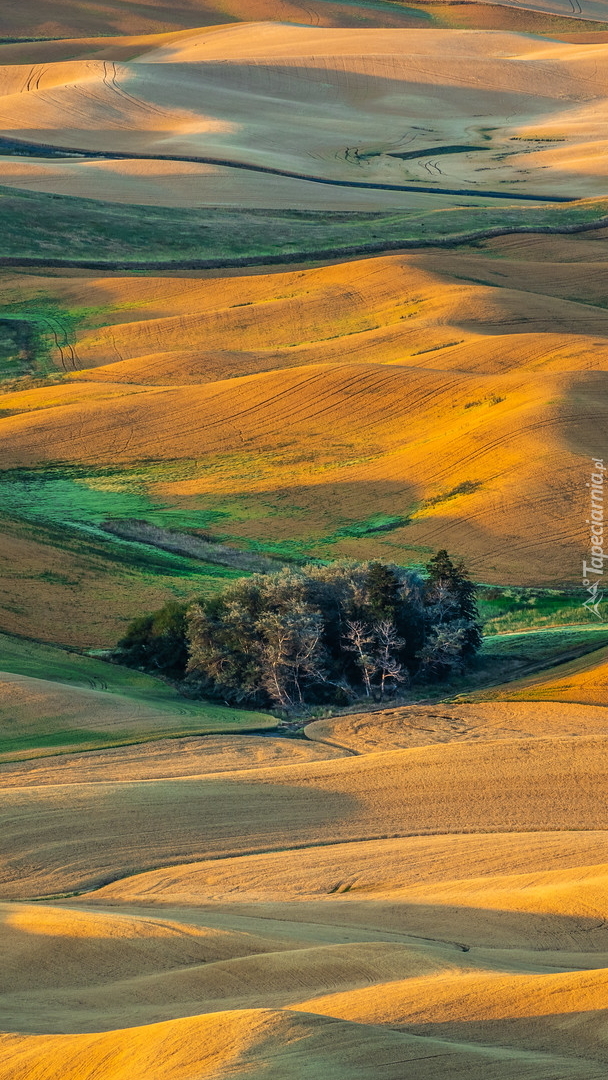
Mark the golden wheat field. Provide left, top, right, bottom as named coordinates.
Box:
left=1, top=0, right=608, bottom=1076
left=2, top=233, right=608, bottom=592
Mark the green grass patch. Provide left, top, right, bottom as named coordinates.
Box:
left=481, top=625, right=608, bottom=664
left=478, top=585, right=600, bottom=633
left=1, top=466, right=598, bottom=636
left=419, top=480, right=482, bottom=510
left=0, top=717, right=276, bottom=762
left=0, top=297, right=111, bottom=384
left=0, top=631, right=276, bottom=761
left=0, top=629, right=214, bottom=707
left=0, top=507, right=245, bottom=648
left=0, top=464, right=262, bottom=647
left=0, top=465, right=233, bottom=537
left=332, top=514, right=409, bottom=539
left=0, top=726, right=124, bottom=756
left=1, top=187, right=608, bottom=268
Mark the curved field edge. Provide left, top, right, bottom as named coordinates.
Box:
left=4, top=735, right=608, bottom=900
left=1, top=187, right=608, bottom=270
left=464, top=642, right=608, bottom=704
left=1, top=1008, right=594, bottom=1080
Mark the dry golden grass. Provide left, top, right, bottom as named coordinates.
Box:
left=0, top=157, right=433, bottom=210
left=0, top=3, right=238, bottom=38
left=0, top=0, right=441, bottom=39
left=5, top=1006, right=597, bottom=1080
left=3, top=691, right=608, bottom=1074
left=89, top=828, right=608, bottom=911
left=0, top=514, right=208, bottom=647
left=0, top=362, right=595, bottom=585
left=290, top=967, right=608, bottom=1068
left=0, top=898, right=453, bottom=1031
left=4, top=0, right=608, bottom=41
left=3, top=824, right=608, bottom=1069
left=0, top=731, right=343, bottom=781
left=295, top=965, right=608, bottom=1024
left=0, top=30, right=230, bottom=67
left=0, top=902, right=290, bottom=993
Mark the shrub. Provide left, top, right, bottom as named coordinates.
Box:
left=114, top=601, right=188, bottom=679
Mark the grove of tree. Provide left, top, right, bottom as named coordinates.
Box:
left=115, top=551, right=482, bottom=710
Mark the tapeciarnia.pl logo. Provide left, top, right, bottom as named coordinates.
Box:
left=582, top=457, right=607, bottom=620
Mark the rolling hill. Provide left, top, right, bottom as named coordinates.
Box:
left=1, top=26, right=608, bottom=209
left=1, top=4, right=608, bottom=1078
left=1, top=233, right=607, bottom=621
